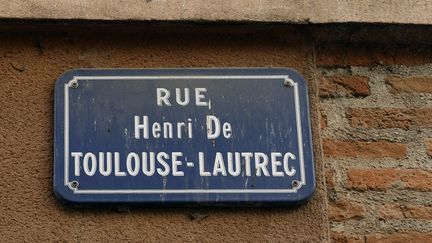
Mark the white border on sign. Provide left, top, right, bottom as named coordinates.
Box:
left=64, top=75, right=306, bottom=194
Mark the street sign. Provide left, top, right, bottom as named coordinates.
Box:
left=54, top=68, right=315, bottom=205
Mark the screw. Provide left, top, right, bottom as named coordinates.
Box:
left=70, top=180, right=79, bottom=189
left=284, top=77, right=295, bottom=87
left=70, top=81, right=78, bottom=88
left=292, top=180, right=300, bottom=188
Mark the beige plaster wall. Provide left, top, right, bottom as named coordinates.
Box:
left=1, top=0, right=432, bottom=24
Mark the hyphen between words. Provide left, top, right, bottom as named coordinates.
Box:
left=71, top=88, right=297, bottom=177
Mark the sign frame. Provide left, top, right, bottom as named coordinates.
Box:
left=54, top=68, right=315, bottom=206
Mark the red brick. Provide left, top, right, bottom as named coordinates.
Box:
left=325, top=169, right=336, bottom=190
left=319, top=75, right=370, bottom=98
left=404, top=204, right=432, bottom=219
left=386, top=75, right=432, bottom=93
left=426, top=139, right=432, bottom=157
left=331, top=231, right=364, bottom=243
left=347, top=108, right=432, bottom=129
left=321, top=113, right=328, bottom=130
left=366, top=233, right=432, bottom=243
left=379, top=204, right=432, bottom=219
left=328, top=197, right=365, bottom=221
left=346, top=169, right=399, bottom=191
left=347, top=169, right=432, bottom=191
left=378, top=204, right=404, bottom=219
left=316, top=44, right=432, bottom=67
left=323, top=140, right=407, bottom=159
left=400, top=170, right=432, bottom=191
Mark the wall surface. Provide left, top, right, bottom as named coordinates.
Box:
left=0, top=27, right=329, bottom=242
left=2, top=0, right=432, bottom=24
left=317, top=43, right=432, bottom=242
left=1, top=22, right=432, bottom=242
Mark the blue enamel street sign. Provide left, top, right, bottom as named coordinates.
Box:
left=54, top=68, right=315, bottom=205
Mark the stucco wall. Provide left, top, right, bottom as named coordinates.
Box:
left=0, top=27, right=329, bottom=242
left=2, top=0, right=432, bottom=24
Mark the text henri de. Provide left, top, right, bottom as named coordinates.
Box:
left=70, top=87, right=297, bottom=178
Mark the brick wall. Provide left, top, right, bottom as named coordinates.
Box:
left=317, top=44, right=432, bottom=242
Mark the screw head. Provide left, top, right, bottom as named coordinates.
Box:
left=70, top=180, right=79, bottom=189
left=284, top=77, right=295, bottom=87
left=70, top=81, right=78, bottom=88
left=292, top=180, right=300, bottom=188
